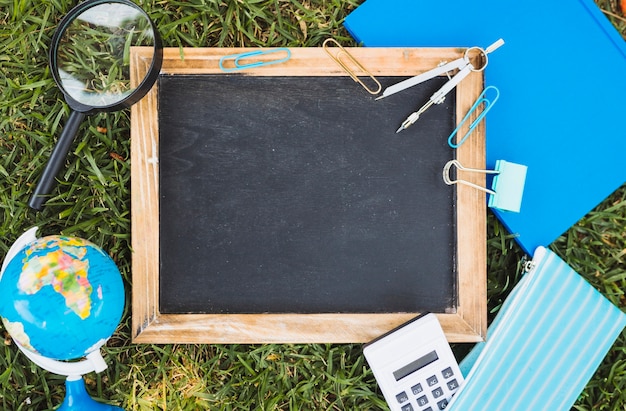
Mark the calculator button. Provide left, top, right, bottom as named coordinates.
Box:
left=411, top=383, right=423, bottom=395
left=401, top=404, right=414, bottom=411
left=447, top=379, right=459, bottom=391
left=423, top=408, right=433, bottom=411
left=427, top=375, right=438, bottom=386
left=396, top=391, right=409, bottom=404
left=416, top=395, right=429, bottom=406
left=441, top=367, right=454, bottom=379
left=432, top=387, right=444, bottom=398
left=437, top=398, right=449, bottom=409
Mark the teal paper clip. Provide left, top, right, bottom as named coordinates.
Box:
left=443, top=159, right=527, bottom=212
left=219, top=48, right=291, bottom=72
left=448, top=86, right=499, bottom=148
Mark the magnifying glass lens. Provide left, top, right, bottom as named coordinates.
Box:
left=29, top=0, right=162, bottom=211
left=55, top=3, right=156, bottom=108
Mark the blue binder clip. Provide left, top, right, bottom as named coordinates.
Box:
left=443, top=159, right=527, bottom=212
left=219, top=48, right=291, bottom=72
left=448, top=86, right=499, bottom=148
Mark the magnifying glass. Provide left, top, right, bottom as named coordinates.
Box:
left=28, top=0, right=163, bottom=210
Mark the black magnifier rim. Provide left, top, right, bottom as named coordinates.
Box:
left=49, top=0, right=163, bottom=114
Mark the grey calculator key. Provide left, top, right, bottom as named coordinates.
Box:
left=401, top=403, right=414, bottom=411
left=427, top=375, right=438, bottom=386
left=411, top=383, right=423, bottom=395
left=416, top=395, right=429, bottom=406
left=437, top=398, right=449, bottom=409
left=447, top=379, right=459, bottom=391
left=441, top=367, right=454, bottom=379
left=432, top=387, right=444, bottom=398
left=396, top=391, right=409, bottom=403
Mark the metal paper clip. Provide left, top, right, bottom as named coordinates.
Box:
left=448, top=86, right=499, bottom=148
left=443, top=159, right=527, bottom=213
left=219, top=48, right=291, bottom=72
left=322, top=38, right=382, bottom=95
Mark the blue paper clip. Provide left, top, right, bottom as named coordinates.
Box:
left=219, top=48, right=291, bottom=72
left=447, top=85, right=499, bottom=148
left=443, top=159, right=527, bottom=213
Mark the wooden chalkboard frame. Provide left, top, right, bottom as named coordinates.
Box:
left=130, top=47, right=487, bottom=344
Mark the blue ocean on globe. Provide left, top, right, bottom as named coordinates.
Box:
left=0, top=235, right=125, bottom=361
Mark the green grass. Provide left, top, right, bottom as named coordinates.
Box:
left=1, top=0, right=625, bottom=409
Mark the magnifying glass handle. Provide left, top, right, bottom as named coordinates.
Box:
left=29, top=110, right=86, bottom=211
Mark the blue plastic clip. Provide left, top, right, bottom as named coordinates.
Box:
left=219, top=48, right=291, bottom=72
left=447, top=86, right=499, bottom=148
left=443, top=159, right=527, bottom=213
left=488, top=160, right=527, bottom=212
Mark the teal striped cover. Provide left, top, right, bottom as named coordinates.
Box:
left=449, top=246, right=626, bottom=410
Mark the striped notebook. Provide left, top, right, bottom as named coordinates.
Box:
left=449, top=246, right=626, bottom=410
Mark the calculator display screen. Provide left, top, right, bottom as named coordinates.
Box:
left=393, top=350, right=439, bottom=381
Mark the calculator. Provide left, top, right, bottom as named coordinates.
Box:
left=363, top=313, right=463, bottom=411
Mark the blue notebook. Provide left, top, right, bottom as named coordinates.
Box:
left=344, top=0, right=626, bottom=253
left=448, top=247, right=626, bottom=410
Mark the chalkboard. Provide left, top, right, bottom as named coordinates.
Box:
left=130, top=47, right=487, bottom=343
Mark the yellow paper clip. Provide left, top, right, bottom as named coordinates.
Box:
left=322, top=38, right=381, bottom=95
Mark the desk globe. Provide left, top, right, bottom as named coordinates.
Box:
left=0, top=227, right=125, bottom=410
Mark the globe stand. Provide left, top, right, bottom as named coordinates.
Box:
left=60, top=376, right=122, bottom=411
left=17, top=341, right=124, bottom=411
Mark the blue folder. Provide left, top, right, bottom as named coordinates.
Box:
left=449, top=246, right=626, bottom=410
left=344, top=0, right=626, bottom=254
